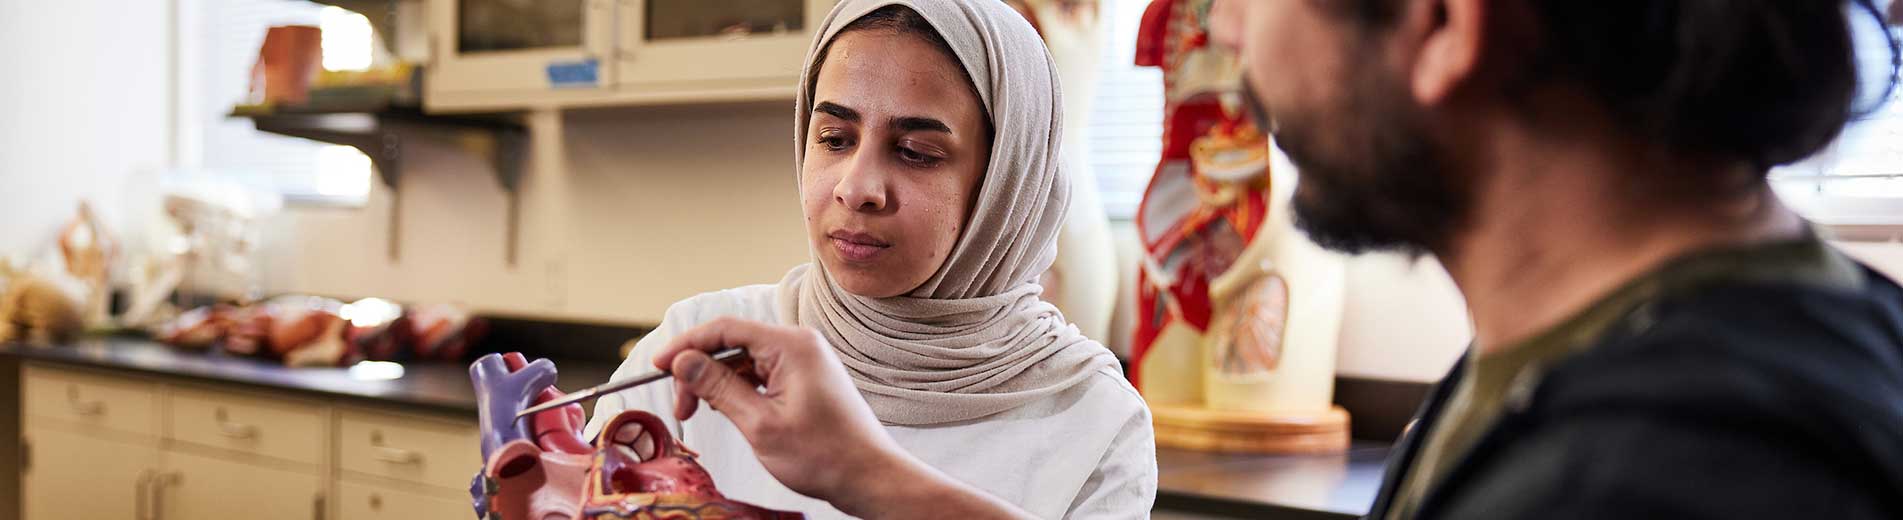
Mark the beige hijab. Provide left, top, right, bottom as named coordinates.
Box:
left=777, top=0, right=1121, bottom=426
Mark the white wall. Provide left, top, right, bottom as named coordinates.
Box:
left=255, top=104, right=812, bottom=325
left=0, top=1, right=172, bottom=263
left=1332, top=254, right=1469, bottom=381
left=1837, top=241, right=1903, bottom=281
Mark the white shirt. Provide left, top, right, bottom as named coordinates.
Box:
left=582, top=284, right=1158, bottom=519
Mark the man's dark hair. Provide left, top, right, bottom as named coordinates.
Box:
left=1335, top=0, right=1901, bottom=171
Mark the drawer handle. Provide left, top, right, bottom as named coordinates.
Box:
left=368, top=430, right=423, bottom=464
left=213, top=408, right=258, bottom=440
left=134, top=469, right=155, bottom=520
left=371, top=446, right=422, bottom=465
left=151, top=472, right=182, bottom=520
left=66, top=385, right=105, bottom=416
left=218, top=421, right=258, bottom=439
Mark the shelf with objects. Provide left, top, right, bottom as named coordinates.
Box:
left=229, top=101, right=527, bottom=266
left=228, top=8, right=529, bottom=266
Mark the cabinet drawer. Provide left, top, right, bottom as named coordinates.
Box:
left=23, top=365, right=158, bottom=437
left=339, top=481, right=470, bottom=520
left=22, top=425, right=158, bottom=520
left=168, top=387, right=326, bottom=465
left=158, top=449, right=323, bottom=520
left=338, top=409, right=479, bottom=490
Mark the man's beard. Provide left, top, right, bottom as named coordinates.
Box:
left=1241, top=74, right=1468, bottom=256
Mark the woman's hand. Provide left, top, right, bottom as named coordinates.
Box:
left=653, top=317, right=1032, bottom=520
left=654, top=317, right=891, bottom=500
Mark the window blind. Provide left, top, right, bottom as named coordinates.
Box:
left=186, top=0, right=373, bottom=205
left=1769, top=2, right=1903, bottom=221
left=1086, top=0, right=1166, bottom=219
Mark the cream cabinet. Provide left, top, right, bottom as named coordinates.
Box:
left=22, top=365, right=159, bottom=437
left=338, top=480, right=472, bottom=519
left=337, top=408, right=483, bottom=520
left=168, top=386, right=328, bottom=466
left=154, top=450, right=326, bottom=520
left=155, top=385, right=329, bottom=520
left=338, top=408, right=480, bottom=489
left=611, top=0, right=829, bottom=92
left=20, top=365, right=163, bottom=520
left=426, top=0, right=617, bottom=104
left=425, top=0, right=836, bottom=111
left=17, top=364, right=484, bottom=520
left=20, top=426, right=157, bottom=520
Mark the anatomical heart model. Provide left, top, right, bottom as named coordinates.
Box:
left=470, top=353, right=803, bottom=520
left=1130, top=0, right=1349, bottom=454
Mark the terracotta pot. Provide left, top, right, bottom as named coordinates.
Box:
left=255, top=25, right=322, bottom=105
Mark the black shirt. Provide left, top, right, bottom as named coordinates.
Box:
left=1368, top=239, right=1903, bottom=518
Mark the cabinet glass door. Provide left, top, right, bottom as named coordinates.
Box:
left=458, top=0, right=586, bottom=53
left=644, top=0, right=804, bottom=41
left=429, top=0, right=613, bottom=100
left=617, top=0, right=830, bottom=90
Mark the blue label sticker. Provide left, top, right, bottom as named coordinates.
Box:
left=546, top=59, right=600, bottom=88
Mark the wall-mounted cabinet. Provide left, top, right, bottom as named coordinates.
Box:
left=426, top=0, right=615, bottom=99
left=614, top=0, right=825, bottom=90
left=426, top=0, right=834, bottom=112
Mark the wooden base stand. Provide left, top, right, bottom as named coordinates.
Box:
left=1152, top=404, right=1350, bottom=455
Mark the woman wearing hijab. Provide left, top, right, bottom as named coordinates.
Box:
left=584, top=0, right=1158, bottom=517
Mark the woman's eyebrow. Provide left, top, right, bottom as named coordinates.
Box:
left=815, top=100, right=950, bottom=135
left=892, top=117, right=952, bottom=135
left=814, top=101, right=859, bottom=122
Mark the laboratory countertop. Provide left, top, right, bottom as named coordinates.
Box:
left=0, top=337, right=618, bottom=416
left=1, top=337, right=1385, bottom=519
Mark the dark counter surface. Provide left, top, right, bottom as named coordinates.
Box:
left=1157, top=444, right=1385, bottom=519
left=0, top=337, right=622, bottom=416
left=1, top=337, right=1385, bottom=518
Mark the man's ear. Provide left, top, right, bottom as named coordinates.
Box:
left=1410, top=0, right=1487, bottom=106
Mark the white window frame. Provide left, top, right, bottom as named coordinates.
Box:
left=1771, top=4, right=1903, bottom=237
left=170, top=0, right=378, bottom=208
left=1087, top=0, right=1166, bottom=221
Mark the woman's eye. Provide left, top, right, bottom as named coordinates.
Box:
left=897, top=147, right=943, bottom=167
left=816, top=135, right=850, bottom=151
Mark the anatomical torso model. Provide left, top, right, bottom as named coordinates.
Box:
left=470, top=353, right=803, bottom=520
left=1129, top=0, right=1350, bottom=453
